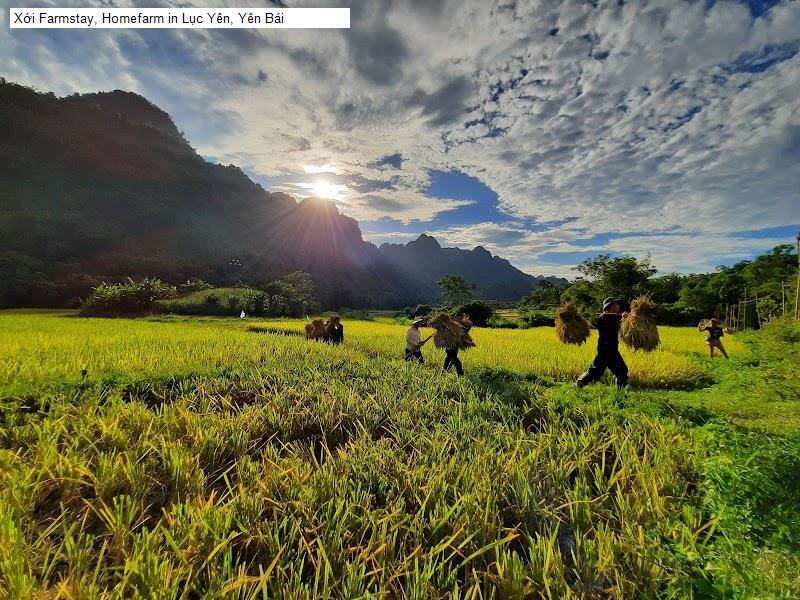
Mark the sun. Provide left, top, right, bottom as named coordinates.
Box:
left=311, top=179, right=346, bottom=201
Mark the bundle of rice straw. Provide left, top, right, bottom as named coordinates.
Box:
left=429, top=312, right=476, bottom=349
left=554, top=302, right=590, bottom=345
left=454, top=315, right=476, bottom=348
left=620, top=295, right=660, bottom=351
left=304, top=318, right=327, bottom=340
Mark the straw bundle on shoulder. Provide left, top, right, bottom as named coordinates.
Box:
left=304, top=318, right=327, bottom=340
left=429, top=312, right=476, bottom=349
left=620, top=295, right=660, bottom=351
left=454, top=315, right=477, bottom=349
left=554, top=302, right=590, bottom=345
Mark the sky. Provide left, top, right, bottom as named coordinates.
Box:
left=1, top=0, right=798, bottom=278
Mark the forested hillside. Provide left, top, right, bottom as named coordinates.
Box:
left=0, top=80, right=421, bottom=309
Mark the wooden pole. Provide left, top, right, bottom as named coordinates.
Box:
left=782, top=283, right=786, bottom=316
left=743, top=285, right=747, bottom=332
left=795, top=234, right=800, bottom=320
left=755, top=293, right=761, bottom=328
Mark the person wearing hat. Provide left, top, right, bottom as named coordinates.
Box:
left=698, top=317, right=728, bottom=359
left=324, top=314, right=344, bottom=345
left=577, top=297, right=629, bottom=388
left=405, top=317, right=432, bottom=363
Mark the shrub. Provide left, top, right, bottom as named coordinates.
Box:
left=487, top=314, right=518, bottom=329
left=240, top=290, right=267, bottom=316
left=414, top=304, right=433, bottom=317
left=161, top=288, right=259, bottom=316
left=80, top=277, right=176, bottom=317
left=454, top=301, right=493, bottom=327
left=204, top=293, right=220, bottom=309
left=520, top=309, right=555, bottom=328
left=178, top=277, right=214, bottom=294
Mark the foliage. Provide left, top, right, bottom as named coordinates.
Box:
left=453, top=300, right=494, bottom=327
left=654, top=303, right=705, bottom=326
left=263, top=271, right=319, bottom=317
left=519, top=309, right=556, bottom=328
left=518, top=280, right=566, bottom=310
left=178, top=277, right=214, bottom=294
left=79, top=277, right=176, bottom=316
left=559, top=279, right=601, bottom=314
left=574, top=254, right=657, bottom=301
left=486, top=314, right=519, bottom=329
left=163, top=272, right=320, bottom=317
left=162, top=288, right=258, bottom=316
left=437, top=273, right=474, bottom=307
left=414, top=304, right=433, bottom=317
left=558, top=245, right=797, bottom=326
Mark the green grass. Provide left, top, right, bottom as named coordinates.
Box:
left=0, top=311, right=798, bottom=598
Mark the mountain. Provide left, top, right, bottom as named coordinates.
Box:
left=0, top=79, right=426, bottom=308
left=379, top=235, right=567, bottom=302
left=0, top=78, right=560, bottom=309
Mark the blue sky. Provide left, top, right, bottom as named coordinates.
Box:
left=1, top=0, right=798, bottom=277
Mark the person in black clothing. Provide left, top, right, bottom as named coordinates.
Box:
left=324, top=315, right=344, bottom=345
left=699, top=317, right=728, bottom=359
left=577, top=297, right=629, bottom=388
left=443, top=347, right=464, bottom=376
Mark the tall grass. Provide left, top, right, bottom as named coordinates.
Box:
left=0, top=314, right=738, bottom=390
left=253, top=319, right=742, bottom=389
left=0, top=311, right=794, bottom=598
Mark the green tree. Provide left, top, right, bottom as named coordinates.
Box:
left=712, top=271, right=747, bottom=307
left=575, top=254, right=657, bottom=301
left=266, top=271, right=319, bottom=317
left=560, top=278, right=601, bottom=313
left=647, top=273, right=685, bottom=304
left=519, top=281, right=565, bottom=309
left=437, top=274, right=474, bottom=307
left=678, top=274, right=716, bottom=315
left=414, top=304, right=433, bottom=317
left=454, top=300, right=494, bottom=327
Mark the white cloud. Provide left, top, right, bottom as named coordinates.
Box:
left=2, top=0, right=798, bottom=272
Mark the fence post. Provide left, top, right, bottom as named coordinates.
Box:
left=743, top=286, right=747, bottom=331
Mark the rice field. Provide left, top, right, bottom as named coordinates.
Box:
left=1, top=311, right=794, bottom=599
left=250, top=319, right=742, bottom=390
left=0, top=313, right=739, bottom=391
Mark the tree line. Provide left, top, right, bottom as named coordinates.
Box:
left=520, top=244, right=798, bottom=327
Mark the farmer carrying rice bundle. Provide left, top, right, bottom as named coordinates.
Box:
left=405, top=317, right=432, bottom=363
left=577, top=297, right=629, bottom=388
left=305, top=318, right=327, bottom=340
left=324, top=315, right=344, bottom=345
left=698, top=317, right=728, bottom=359
left=429, top=312, right=476, bottom=376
